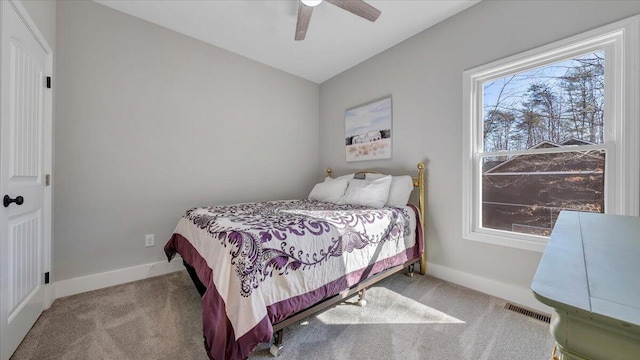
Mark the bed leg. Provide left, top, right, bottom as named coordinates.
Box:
left=270, top=329, right=283, bottom=357
left=406, top=263, right=415, bottom=277
left=356, top=288, right=368, bottom=307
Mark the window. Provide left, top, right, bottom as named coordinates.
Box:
left=463, top=16, right=639, bottom=252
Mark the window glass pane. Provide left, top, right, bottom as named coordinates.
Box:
left=483, top=51, right=605, bottom=152
left=482, top=150, right=605, bottom=236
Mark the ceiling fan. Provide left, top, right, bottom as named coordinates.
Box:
left=295, top=0, right=381, bottom=41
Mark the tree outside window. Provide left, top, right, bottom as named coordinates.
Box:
left=481, top=52, right=605, bottom=236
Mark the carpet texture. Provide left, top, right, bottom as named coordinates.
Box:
left=12, top=271, right=555, bottom=360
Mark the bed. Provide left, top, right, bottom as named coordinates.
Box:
left=164, top=163, right=426, bottom=360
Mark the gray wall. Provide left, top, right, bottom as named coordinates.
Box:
left=319, top=1, right=640, bottom=298
left=21, top=0, right=56, bottom=50
left=55, top=1, right=319, bottom=281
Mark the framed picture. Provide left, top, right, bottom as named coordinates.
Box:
left=345, top=97, right=392, bottom=162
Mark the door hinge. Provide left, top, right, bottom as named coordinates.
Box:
left=45, top=174, right=50, bottom=186
left=44, top=272, right=50, bottom=284
left=46, top=76, right=51, bottom=89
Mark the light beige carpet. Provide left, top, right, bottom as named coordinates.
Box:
left=12, top=271, right=555, bottom=360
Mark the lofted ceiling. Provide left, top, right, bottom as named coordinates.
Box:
left=95, top=0, right=480, bottom=84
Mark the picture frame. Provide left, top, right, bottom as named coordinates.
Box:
left=345, top=97, right=392, bottom=162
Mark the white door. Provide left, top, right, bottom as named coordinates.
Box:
left=0, top=1, right=52, bottom=359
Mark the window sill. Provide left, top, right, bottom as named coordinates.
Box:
left=463, top=229, right=548, bottom=253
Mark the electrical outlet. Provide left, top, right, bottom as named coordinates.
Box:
left=145, top=234, right=155, bottom=247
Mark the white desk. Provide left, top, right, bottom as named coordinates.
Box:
left=531, top=211, right=640, bottom=360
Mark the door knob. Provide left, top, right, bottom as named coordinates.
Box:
left=3, top=195, right=24, bottom=208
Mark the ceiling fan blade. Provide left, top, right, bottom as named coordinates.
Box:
left=295, top=2, right=314, bottom=41
left=326, top=0, right=381, bottom=22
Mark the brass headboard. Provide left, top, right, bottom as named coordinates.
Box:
left=325, top=162, right=426, bottom=275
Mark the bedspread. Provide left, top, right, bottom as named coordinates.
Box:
left=164, top=199, right=421, bottom=360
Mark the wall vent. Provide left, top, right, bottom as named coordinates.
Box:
left=504, top=303, right=551, bottom=323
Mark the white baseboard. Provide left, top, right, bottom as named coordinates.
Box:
left=53, top=256, right=184, bottom=299
left=52, top=258, right=550, bottom=314
left=426, top=262, right=553, bottom=315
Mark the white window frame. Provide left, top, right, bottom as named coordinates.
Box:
left=462, top=15, right=639, bottom=252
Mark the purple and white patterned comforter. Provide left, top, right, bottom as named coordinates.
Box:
left=164, top=199, right=422, bottom=360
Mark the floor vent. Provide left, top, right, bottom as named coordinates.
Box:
left=505, top=303, right=551, bottom=323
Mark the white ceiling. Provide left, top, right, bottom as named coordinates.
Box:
left=95, top=0, right=480, bottom=84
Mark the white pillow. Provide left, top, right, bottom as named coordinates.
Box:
left=366, top=174, right=414, bottom=207
left=308, top=176, right=350, bottom=204
left=341, top=175, right=392, bottom=208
